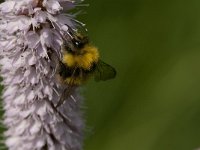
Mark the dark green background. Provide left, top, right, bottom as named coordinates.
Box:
left=1, top=0, right=200, bottom=150
left=82, top=0, right=200, bottom=150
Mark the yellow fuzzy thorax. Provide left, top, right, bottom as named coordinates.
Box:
left=62, top=44, right=99, bottom=70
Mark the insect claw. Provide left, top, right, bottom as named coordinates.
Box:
left=55, top=99, right=62, bottom=108
left=55, top=103, right=61, bottom=108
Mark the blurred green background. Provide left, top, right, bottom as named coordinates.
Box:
left=81, top=0, right=200, bottom=150
left=1, top=0, right=200, bottom=150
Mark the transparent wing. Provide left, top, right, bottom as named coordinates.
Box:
left=94, top=60, right=117, bottom=81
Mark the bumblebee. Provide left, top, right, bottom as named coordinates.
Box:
left=56, top=30, right=116, bottom=107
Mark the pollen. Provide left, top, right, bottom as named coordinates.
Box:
left=63, top=44, right=99, bottom=70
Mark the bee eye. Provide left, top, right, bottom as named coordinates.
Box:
left=75, top=41, right=84, bottom=48
left=73, top=37, right=89, bottom=48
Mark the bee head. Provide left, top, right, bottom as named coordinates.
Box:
left=62, top=32, right=89, bottom=53
left=72, top=35, right=89, bottom=49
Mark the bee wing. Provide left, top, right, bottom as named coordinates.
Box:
left=94, top=60, right=117, bottom=81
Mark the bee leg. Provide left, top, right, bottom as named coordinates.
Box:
left=55, top=88, right=68, bottom=108
left=56, top=89, right=66, bottom=108
left=56, top=68, right=78, bottom=108
left=44, top=99, right=79, bottom=133
left=70, top=95, right=77, bottom=103
left=56, top=86, right=76, bottom=108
